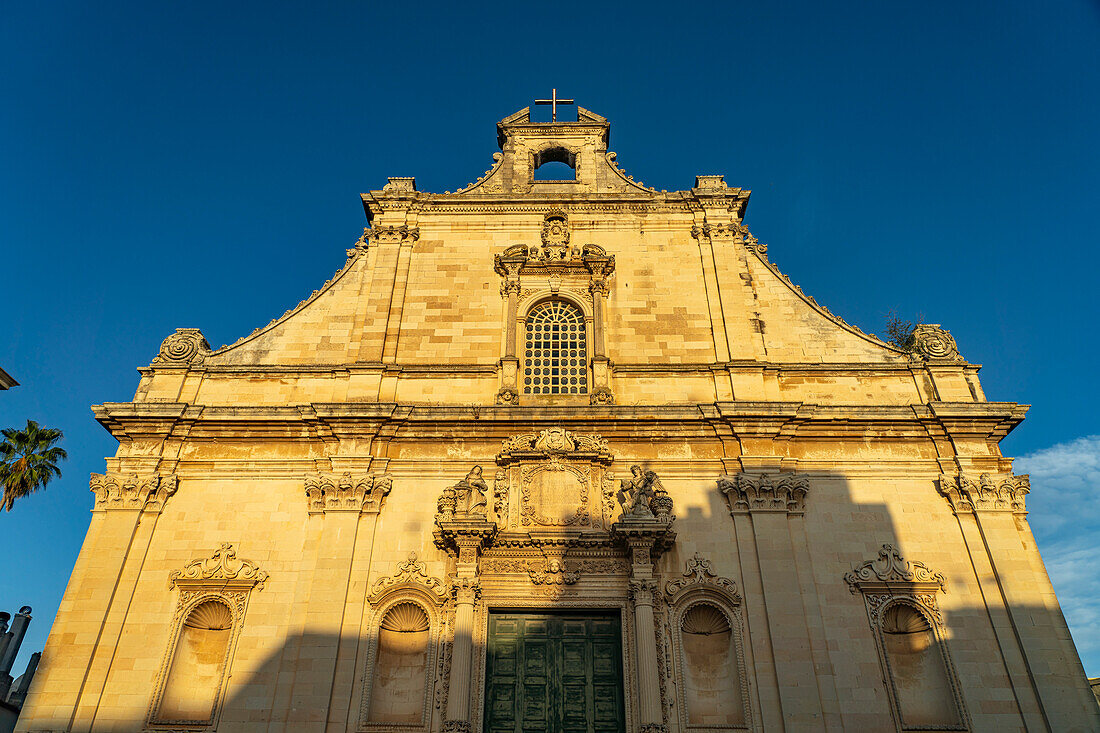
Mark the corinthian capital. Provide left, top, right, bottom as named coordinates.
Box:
left=717, top=472, right=809, bottom=514
left=937, top=473, right=1029, bottom=515
left=90, top=472, right=177, bottom=513
left=304, top=472, right=393, bottom=514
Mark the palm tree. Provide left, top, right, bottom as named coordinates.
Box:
left=0, top=420, right=67, bottom=512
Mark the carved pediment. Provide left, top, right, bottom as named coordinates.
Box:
left=369, top=552, right=449, bottom=606
left=170, top=543, right=268, bottom=591
left=844, top=544, right=946, bottom=594
left=665, top=553, right=740, bottom=602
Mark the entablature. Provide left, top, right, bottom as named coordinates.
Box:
left=92, top=400, right=1028, bottom=449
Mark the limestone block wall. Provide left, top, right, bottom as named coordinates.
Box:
left=18, top=422, right=1100, bottom=732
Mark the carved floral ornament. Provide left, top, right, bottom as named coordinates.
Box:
left=717, top=472, right=809, bottom=515
left=691, top=222, right=767, bottom=255
left=90, top=472, right=177, bottom=513
left=369, top=551, right=449, bottom=606
left=169, top=543, right=268, bottom=591
left=664, top=552, right=741, bottom=602
left=937, top=473, right=1029, bottom=515
left=497, top=427, right=612, bottom=465
left=358, top=224, right=420, bottom=246
left=304, top=472, right=392, bottom=514
left=844, top=544, right=947, bottom=594
left=151, top=328, right=211, bottom=366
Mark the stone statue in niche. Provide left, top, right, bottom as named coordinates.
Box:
left=617, top=465, right=667, bottom=518
left=454, top=466, right=489, bottom=516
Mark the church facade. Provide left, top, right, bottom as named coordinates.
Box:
left=18, top=104, right=1099, bottom=733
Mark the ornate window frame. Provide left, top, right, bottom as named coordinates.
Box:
left=493, top=215, right=615, bottom=405
left=147, top=543, right=267, bottom=731
left=358, top=552, right=449, bottom=733
left=664, top=553, right=753, bottom=732
left=844, top=545, right=969, bottom=732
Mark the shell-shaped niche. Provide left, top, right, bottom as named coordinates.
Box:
left=380, top=601, right=430, bottom=633
left=183, top=600, right=233, bottom=631
left=682, top=603, right=731, bottom=635
left=882, top=604, right=932, bottom=634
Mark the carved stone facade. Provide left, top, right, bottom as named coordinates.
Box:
left=19, top=103, right=1099, bottom=733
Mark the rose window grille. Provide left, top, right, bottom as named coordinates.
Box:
left=524, top=301, right=587, bottom=395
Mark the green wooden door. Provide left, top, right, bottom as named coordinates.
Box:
left=485, top=612, right=625, bottom=733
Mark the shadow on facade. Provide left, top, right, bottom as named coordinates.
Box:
left=18, top=471, right=1100, bottom=732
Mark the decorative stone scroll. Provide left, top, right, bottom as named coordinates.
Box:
left=717, top=472, right=809, bottom=514
left=664, top=552, right=740, bottom=602
left=498, top=427, right=612, bottom=462
left=691, top=221, right=767, bottom=256
left=844, top=544, right=947, bottom=595
left=910, top=323, right=964, bottom=362
left=304, top=472, right=392, bottom=514
left=368, top=552, right=449, bottom=606
left=151, top=328, right=211, bottom=366
left=937, top=473, right=1029, bottom=515
left=169, top=543, right=269, bottom=592
left=90, top=472, right=177, bottom=513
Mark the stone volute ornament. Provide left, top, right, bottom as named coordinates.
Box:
left=151, top=328, right=211, bottom=365
left=909, top=323, right=964, bottom=361
left=844, top=544, right=947, bottom=594
left=169, top=543, right=268, bottom=591
left=664, top=552, right=740, bottom=601
left=368, top=551, right=449, bottom=605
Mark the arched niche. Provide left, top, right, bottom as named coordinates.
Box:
left=679, top=602, right=746, bottom=728
left=154, top=598, right=235, bottom=725
left=368, top=601, right=433, bottom=724
left=878, top=601, right=963, bottom=729
left=360, top=554, right=449, bottom=732
left=665, top=554, right=752, bottom=731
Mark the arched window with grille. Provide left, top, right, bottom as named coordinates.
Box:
left=524, top=300, right=587, bottom=395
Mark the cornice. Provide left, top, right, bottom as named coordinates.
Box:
left=136, top=360, right=983, bottom=378
left=91, top=400, right=1027, bottom=445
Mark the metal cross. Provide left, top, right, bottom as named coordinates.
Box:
left=534, top=88, right=574, bottom=122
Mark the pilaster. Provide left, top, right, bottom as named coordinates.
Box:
left=939, top=473, right=1100, bottom=730
left=63, top=473, right=177, bottom=733
left=283, top=472, right=392, bottom=733
left=718, top=472, right=826, bottom=731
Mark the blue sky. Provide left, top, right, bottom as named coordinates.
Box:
left=1, top=1, right=1098, bottom=678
